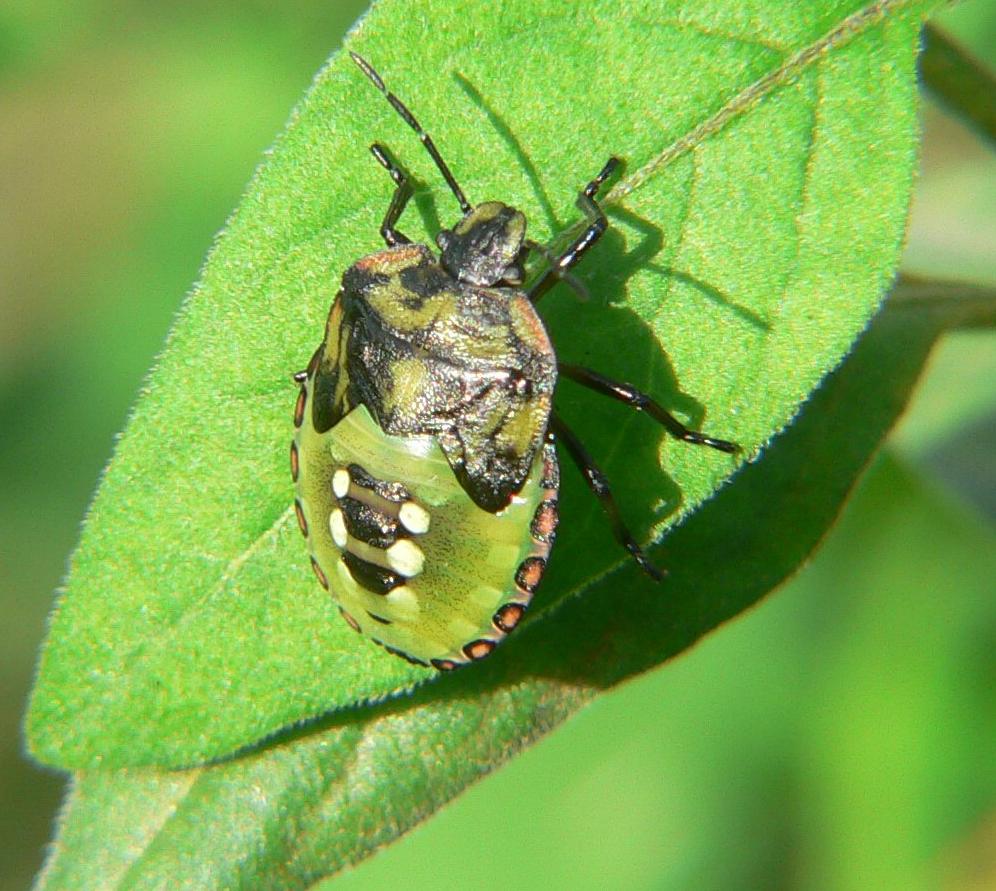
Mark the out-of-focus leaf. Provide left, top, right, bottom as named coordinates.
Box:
left=921, top=23, right=996, bottom=147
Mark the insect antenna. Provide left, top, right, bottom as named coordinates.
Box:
left=350, top=52, right=472, bottom=215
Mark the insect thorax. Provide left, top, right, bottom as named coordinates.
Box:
left=311, top=243, right=556, bottom=512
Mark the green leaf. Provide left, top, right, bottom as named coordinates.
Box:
left=27, top=0, right=935, bottom=769
left=34, top=286, right=978, bottom=890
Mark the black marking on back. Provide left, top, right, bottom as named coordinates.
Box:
left=311, top=296, right=354, bottom=434
left=342, top=265, right=393, bottom=296
left=398, top=262, right=451, bottom=307
left=385, top=644, right=429, bottom=667
left=338, top=496, right=400, bottom=549
left=342, top=551, right=403, bottom=596
left=310, top=366, right=338, bottom=433
left=347, top=463, right=411, bottom=502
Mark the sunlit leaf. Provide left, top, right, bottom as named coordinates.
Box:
left=27, top=0, right=935, bottom=769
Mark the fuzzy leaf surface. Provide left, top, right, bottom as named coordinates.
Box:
left=28, top=0, right=933, bottom=768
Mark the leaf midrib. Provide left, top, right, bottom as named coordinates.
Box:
left=608, top=0, right=922, bottom=203
left=74, top=0, right=929, bottom=744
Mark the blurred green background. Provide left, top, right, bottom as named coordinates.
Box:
left=1, top=2, right=993, bottom=889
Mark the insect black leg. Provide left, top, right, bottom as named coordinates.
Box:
left=523, top=239, right=590, bottom=302
left=528, top=157, right=620, bottom=304
left=369, top=143, right=414, bottom=247
left=550, top=413, right=665, bottom=582
left=559, top=363, right=739, bottom=453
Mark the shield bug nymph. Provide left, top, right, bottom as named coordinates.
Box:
left=291, top=53, right=738, bottom=670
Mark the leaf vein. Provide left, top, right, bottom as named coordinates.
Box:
left=120, top=506, right=295, bottom=679
left=747, top=65, right=823, bottom=419
left=627, top=14, right=788, bottom=54
left=606, top=0, right=923, bottom=202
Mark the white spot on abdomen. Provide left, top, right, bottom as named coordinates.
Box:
left=332, top=468, right=350, bottom=499
left=399, top=501, right=431, bottom=534
left=330, top=509, right=348, bottom=548
left=386, top=539, right=425, bottom=577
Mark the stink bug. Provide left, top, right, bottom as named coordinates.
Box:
left=291, top=54, right=738, bottom=669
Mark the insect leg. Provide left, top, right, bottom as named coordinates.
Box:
left=550, top=413, right=665, bottom=582
left=523, top=239, right=590, bottom=302
left=528, top=157, right=619, bottom=304
left=369, top=143, right=414, bottom=247
left=559, top=363, right=739, bottom=453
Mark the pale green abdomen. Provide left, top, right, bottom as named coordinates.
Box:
left=293, top=402, right=557, bottom=668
